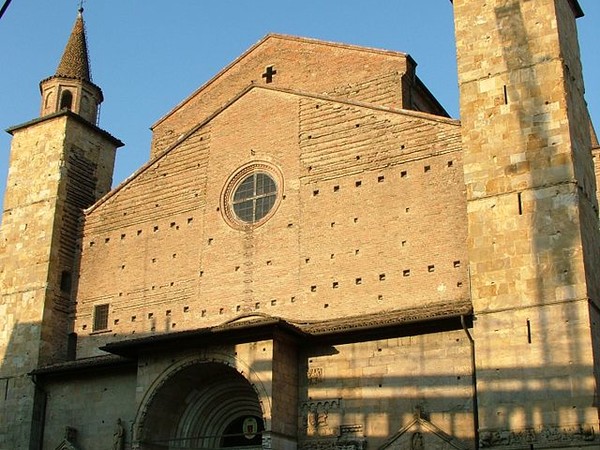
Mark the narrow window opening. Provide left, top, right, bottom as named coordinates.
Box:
left=60, top=271, right=72, bottom=293
left=527, top=319, right=532, bottom=344
left=92, top=304, right=109, bottom=332
left=67, top=333, right=77, bottom=360
left=518, top=192, right=523, bottom=215
left=503, top=85, right=508, bottom=104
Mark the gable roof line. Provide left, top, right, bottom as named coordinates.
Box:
left=85, top=84, right=460, bottom=215
left=150, top=33, right=412, bottom=129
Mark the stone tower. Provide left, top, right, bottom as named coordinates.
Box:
left=0, top=9, right=122, bottom=449
left=453, top=0, right=600, bottom=443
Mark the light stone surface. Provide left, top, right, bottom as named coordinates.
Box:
left=1, top=1, right=599, bottom=450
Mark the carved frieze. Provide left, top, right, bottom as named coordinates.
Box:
left=300, top=423, right=366, bottom=450
left=301, top=398, right=341, bottom=437
left=479, top=424, right=596, bottom=448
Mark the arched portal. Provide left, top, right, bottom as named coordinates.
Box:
left=139, top=362, right=265, bottom=449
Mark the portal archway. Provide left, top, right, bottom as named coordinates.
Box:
left=138, top=361, right=266, bottom=449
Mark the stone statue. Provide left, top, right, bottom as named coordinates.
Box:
left=113, top=418, right=125, bottom=450
left=411, top=432, right=424, bottom=450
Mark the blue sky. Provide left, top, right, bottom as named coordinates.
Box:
left=0, top=1, right=598, bottom=205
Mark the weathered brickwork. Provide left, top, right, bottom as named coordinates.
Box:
left=1, top=2, right=598, bottom=449
left=150, top=35, right=447, bottom=159
left=74, top=87, right=467, bottom=357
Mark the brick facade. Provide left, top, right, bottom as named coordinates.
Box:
left=1, top=2, right=598, bottom=450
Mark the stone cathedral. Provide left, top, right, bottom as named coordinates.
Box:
left=1, top=1, right=599, bottom=449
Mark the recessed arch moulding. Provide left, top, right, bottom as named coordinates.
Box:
left=131, top=338, right=298, bottom=449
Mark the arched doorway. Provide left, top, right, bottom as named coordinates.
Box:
left=138, top=362, right=265, bottom=449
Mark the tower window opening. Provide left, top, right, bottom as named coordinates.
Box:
left=60, top=90, right=73, bottom=110
left=60, top=270, right=72, bottom=293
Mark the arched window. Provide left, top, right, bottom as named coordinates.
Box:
left=60, top=90, right=73, bottom=110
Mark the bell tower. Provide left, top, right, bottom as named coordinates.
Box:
left=39, top=8, right=103, bottom=124
left=453, top=0, right=600, bottom=445
left=0, top=8, right=122, bottom=449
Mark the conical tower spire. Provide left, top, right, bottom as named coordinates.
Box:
left=39, top=7, right=103, bottom=124
left=55, top=8, right=92, bottom=81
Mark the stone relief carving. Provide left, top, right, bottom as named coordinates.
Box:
left=379, top=405, right=469, bottom=450
left=301, top=398, right=341, bottom=437
left=113, top=418, right=125, bottom=450
left=54, top=426, right=80, bottom=450
left=308, top=367, right=324, bottom=385
left=479, top=424, right=596, bottom=448
left=299, top=423, right=366, bottom=450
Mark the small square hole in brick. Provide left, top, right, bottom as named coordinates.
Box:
left=355, top=278, right=362, bottom=285
left=355, top=180, right=362, bottom=187
left=313, top=189, right=320, bottom=196
left=401, top=171, right=407, bottom=178
left=183, top=306, right=189, bottom=313
left=424, top=165, right=431, bottom=172
left=166, top=310, right=171, bottom=316
left=428, top=265, right=435, bottom=272
left=454, top=260, right=461, bottom=268
left=378, top=175, right=385, bottom=183
left=271, top=299, right=277, bottom=306
left=379, top=273, right=386, bottom=281
left=333, top=185, right=340, bottom=192
left=255, top=303, right=260, bottom=310
left=333, top=281, right=339, bottom=289
left=403, top=269, right=410, bottom=277
left=148, top=313, right=153, bottom=319
left=311, top=285, right=317, bottom=292
left=131, top=316, right=136, bottom=322
left=448, top=160, right=453, bottom=167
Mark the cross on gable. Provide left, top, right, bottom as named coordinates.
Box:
left=262, top=65, right=277, bottom=83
